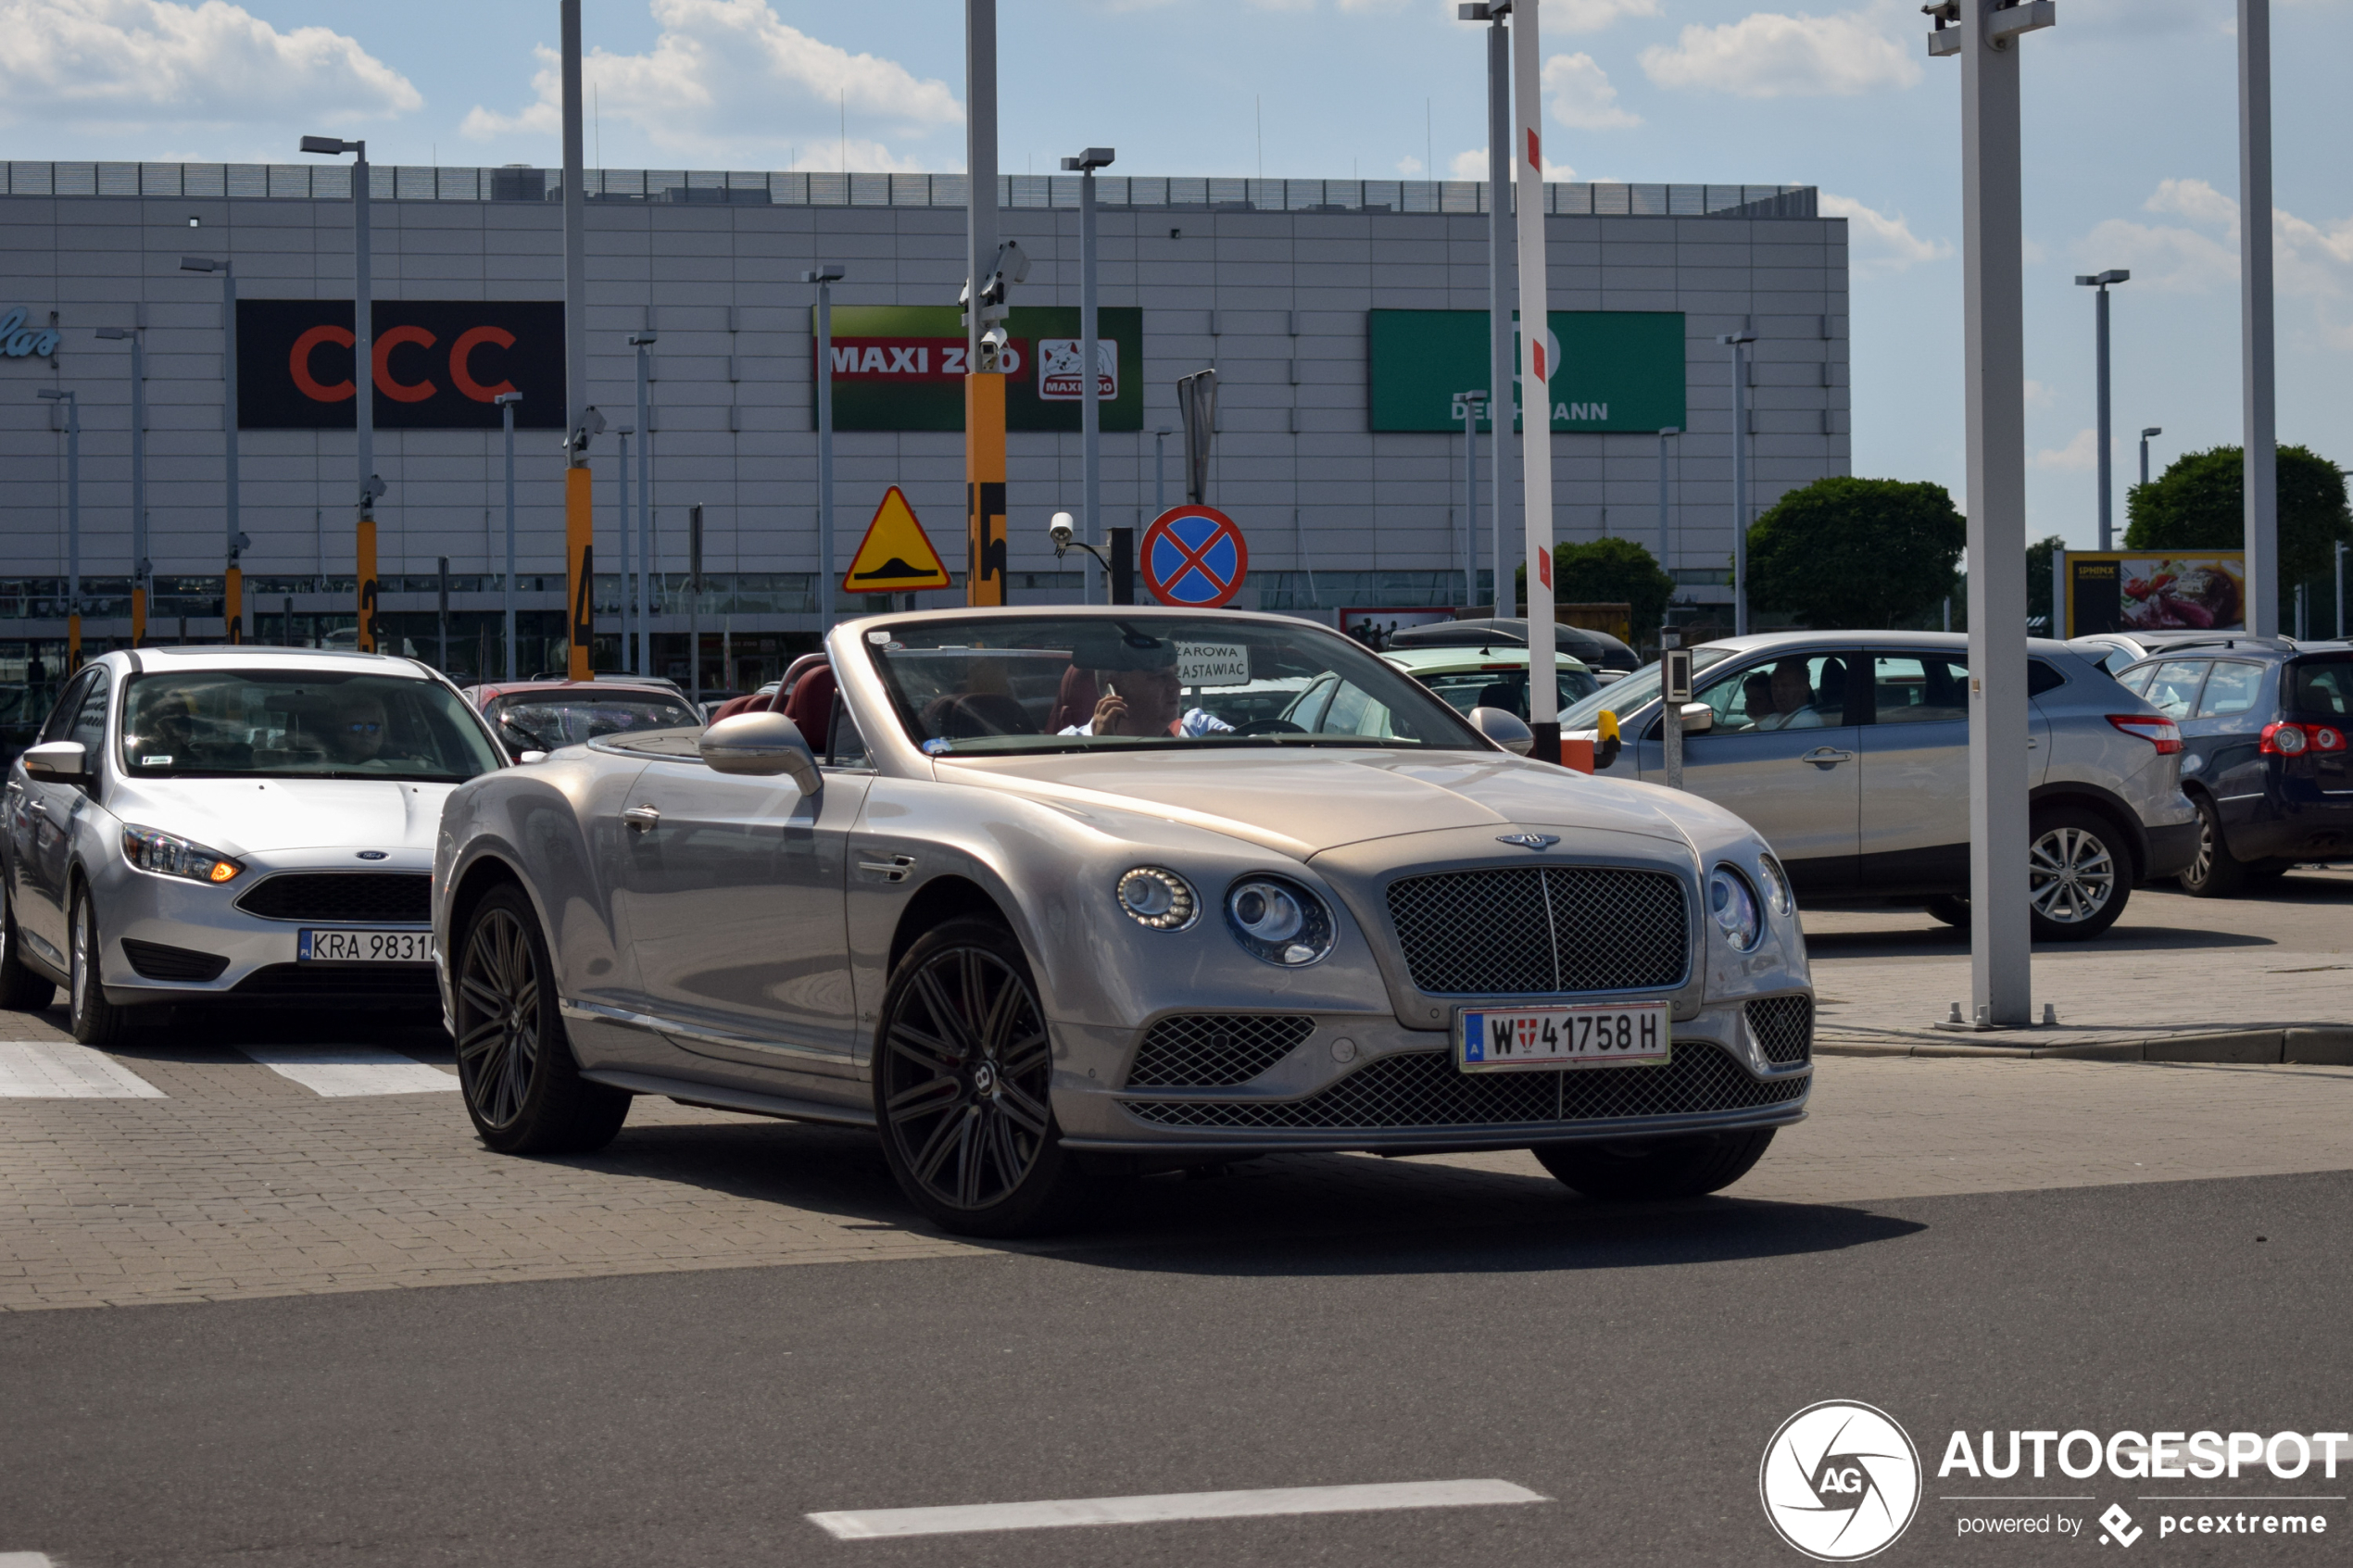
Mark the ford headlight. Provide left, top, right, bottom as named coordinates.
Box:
left=1115, top=866, right=1198, bottom=931
left=1225, top=875, right=1335, bottom=967
left=122, top=824, right=243, bottom=884
left=1756, top=853, right=1793, bottom=920
left=1708, top=866, right=1761, bottom=952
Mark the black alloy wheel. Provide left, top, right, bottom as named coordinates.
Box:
left=453, top=884, right=629, bottom=1154
left=2179, top=796, right=2249, bottom=898
left=873, top=917, right=1076, bottom=1236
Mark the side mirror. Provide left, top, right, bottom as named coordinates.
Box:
left=517, top=750, right=549, bottom=765
left=20, top=740, right=90, bottom=784
left=1679, top=702, right=1713, bottom=734
left=698, top=710, right=821, bottom=795
left=1468, top=705, right=1534, bottom=757
left=1594, top=670, right=1627, bottom=685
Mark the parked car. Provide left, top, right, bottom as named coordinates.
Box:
left=1386, top=617, right=1642, bottom=674
left=435, top=607, right=1814, bottom=1236
left=1561, top=631, right=2197, bottom=940
left=2070, top=630, right=2293, bottom=677
left=2112, top=640, right=2353, bottom=895
left=1, top=647, right=508, bottom=1040
left=459, top=680, right=701, bottom=755
left=1382, top=646, right=1602, bottom=722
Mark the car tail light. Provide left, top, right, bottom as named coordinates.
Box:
left=2107, top=714, right=2183, bottom=755
left=2262, top=721, right=2348, bottom=756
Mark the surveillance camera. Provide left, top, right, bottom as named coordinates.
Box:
left=1048, top=511, right=1076, bottom=549
left=980, top=324, right=1009, bottom=353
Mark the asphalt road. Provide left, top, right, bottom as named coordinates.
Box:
left=6, top=1165, right=2348, bottom=1568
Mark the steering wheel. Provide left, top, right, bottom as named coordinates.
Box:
left=1232, top=719, right=1306, bottom=735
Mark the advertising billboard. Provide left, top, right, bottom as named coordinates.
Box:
left=815, top=306, right=1143, bottom=432
left=2061, top=551, right=2247, bottom=637
left=237, top=300, right=564, bottom=429
left=1366, top=310, right=1686, bottom=433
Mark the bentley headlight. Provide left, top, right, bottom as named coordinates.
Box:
left=1115, top=867, right=1198, bottom=931
left=1225, top=875, right=1335, bottom=967
left=1756, top=853, right=1793, bottom=920
left=1708, top=866, right=1761, bottom=952
left=121, top=824, right=243, bottom=884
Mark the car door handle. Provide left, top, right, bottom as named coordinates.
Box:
left=621, top=804, right=661, bottom=833
left=1796, top=747, right=1856, bottom=768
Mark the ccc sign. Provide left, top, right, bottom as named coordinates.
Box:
left=237, top=299, right=563, bottom=430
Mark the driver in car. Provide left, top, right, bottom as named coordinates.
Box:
left=326, top=693, right=426, bottom=769
left=1057, top=646, right=1236, bottom=738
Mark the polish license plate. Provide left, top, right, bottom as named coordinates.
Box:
left=298, top=929, right=432, bottom=964
left=1456, top=1002, right=1671, bottom=1073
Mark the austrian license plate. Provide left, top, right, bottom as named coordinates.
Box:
left=297, top=929, right=432, bottom=963
left=1456, top=1001, right=1671, bottom=1073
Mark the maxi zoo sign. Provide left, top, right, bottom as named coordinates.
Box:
left=0, top=307, right=61, bottom=359
left=814, top=305, right=1144, bottom=433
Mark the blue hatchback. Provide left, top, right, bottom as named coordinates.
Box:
left=2115, top=638, right=2353, bottom=895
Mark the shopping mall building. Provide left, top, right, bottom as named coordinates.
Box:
left=0, top=160, right=1848, bottom=698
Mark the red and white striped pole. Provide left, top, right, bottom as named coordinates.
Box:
left=1513, top=0, right=1558, bottom=763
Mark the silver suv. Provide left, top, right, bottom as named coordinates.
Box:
left=1563, top=632, right=2198, bottom=940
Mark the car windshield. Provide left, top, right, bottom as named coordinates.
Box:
left=120, top=671, right=504, bottom=782
left=1412, top=665, right=1600, bottom=721
left=484, top=689, right=699, bottom=751
left=864, top=614, right=1487, bottom=755
left=1559, top=646, right=1735, bottom=730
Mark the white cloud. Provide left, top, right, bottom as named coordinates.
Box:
left=1553, top=0, right=1665, bottom=32
left=2147, top=176, right=2238, bottom=229
left=1639, top=1, right=1922, bottom=97
left=461, top=0, right=960, bottom=167
left=2071, top=177, right=2353, bottom=312
left=1396, top=155, right=1426, bottom=176
left=2034, top=428, right=2100, bottom=472
left=1542, top=52, right=1642, bottom=130
left=1820, top=192, right=1951, bottom=276
left=1449, top=147, right=1491, bottom=181
left=0, top=0, right=419, bottom=133
left=2023, top=379, right=2057, bottom=409
left=2077, top=217, right=2239, bottom=294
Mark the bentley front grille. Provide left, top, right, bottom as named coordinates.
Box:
left=1384, top=866, right=1689, bottom=995
left=1126, top=1014, right=1315, bottom=1089
left=1745, top=995, right=1813, bottom=1065
left=1124, top=1040, right=1802, bottom=1131
left=235, top=872, right=432, bottom=924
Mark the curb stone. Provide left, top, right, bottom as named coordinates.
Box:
left=1814, top=1025, right=2353, bottom=1064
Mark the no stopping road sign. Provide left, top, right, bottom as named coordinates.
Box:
left=1140, top=506, right=1249, bottom=608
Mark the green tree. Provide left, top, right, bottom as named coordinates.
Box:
left=1510, top=538, right=1674, bottom=633
left=1745, top=476, right=1966, bottom=629
left=2123, top=445, right=2351, bottom=624
left=2027, top=533, right=2066, bottom=634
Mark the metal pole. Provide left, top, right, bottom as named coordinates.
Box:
left=352, top=143, right=376, bottom=654
left=127, top=331, right=148, bottom=646
left=1948, top=0, right=2045, bottom=1026
left=437, top=556, right=449, bottom=670
left=1154, top=429, right=1168, bottom=512
left=1656, top=426, right=1678, bottom=616
left=500, top=394, right=518, bottom=682
left=688, top=503, right=703, bottom=707
left=635, top=350, right=653, bottom=678
left=2140, top=426, right=2159, bottom=488
left=1512, top=0, right=1557, bottom=763
left=2095, top=282, right=2113, bottom=549
left=561, top=0, right=593, bottom=679
left=616, top=429, right=632, bottom=671
left=2052, top=548, right=2066, bottom=639
left=1081, top=162, right=1102, bottom=604
left=2336, top=539, right=2346, bottom=641
left=963, top=0, right=1006, bottom=609
left=66, top=395, right=80, bottom=667
left=1487, top=5, right=1515, bottom=624
left=812, top=280, right=835, bottom=626
left=1460, top=392, right=1480, bottom=614
left=1727, top=336, right=1753, bottom=636
left=2240, top=0, right=2278, bottom=638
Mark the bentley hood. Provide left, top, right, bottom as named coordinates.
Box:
left=104, top=777, right=455, bottom=859
left=936, top=747, right=1699, bottom=859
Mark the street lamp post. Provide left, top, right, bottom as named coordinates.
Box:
left=297, top=134, right=379, bottom=651
left=36, top=389, right=79, bottom=668
left=94, top=324, right=147, bottom=646
left=2240, top=0, right=2278, bottom=637
left=614, top=426, right=633, bottom=671
left=799, top=270, right=841, bottom=627
left=1463, top=1, right=1516, bottom=623
left=1153, top=427, right=1173, bottom=512
left=629, top=331, right=660, bottom=663
left=496, top=391, right=522, bottom=681
left=2074, top=269, right=2129, bottom=550
left=1656, top=426, right=1680, bottom=636
left=1927, top=0, right=2055, bottom=1028
left=1457, top=392, right=1485, bottom=613
left=1062, top=149, right=1115, bottom=604
left=179, top=256, right=245, bottom=646
left=1718, top=332, right=1756, bottom=635
left=2139, top=425, right=2161, bottom=488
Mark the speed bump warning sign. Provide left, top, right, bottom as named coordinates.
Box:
left=843, top=485, right=952, bottom=593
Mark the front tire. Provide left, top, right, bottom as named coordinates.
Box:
left=2179, top=795, right=2248, bottom=898
left=1533, top=1128, right=1776, bottom=1201
left=68, top=886, right=131, bottom=1046
left=1921, top=894, right=1969, bottom=930
left=873, top=917, right=1078, bottom=1237
left=452, top=884, right=629, bottom=1155
left=0, top=873, right=56, bottom=1012
left=2027, top=806, right=2130, bottom=941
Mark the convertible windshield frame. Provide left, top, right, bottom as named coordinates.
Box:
left=856, top=611, right=1494, bottom=758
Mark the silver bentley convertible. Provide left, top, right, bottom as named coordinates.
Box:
left=434, top=608, right=1814, bottom=1236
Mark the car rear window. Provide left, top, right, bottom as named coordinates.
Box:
left=2286, top=657, right=2353, bottom=719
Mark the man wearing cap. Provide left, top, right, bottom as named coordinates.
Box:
left=1056, top=642, right=1235, bottom=739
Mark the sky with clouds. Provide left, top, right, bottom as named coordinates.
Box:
left=7, top=0, right=2351, bottom=548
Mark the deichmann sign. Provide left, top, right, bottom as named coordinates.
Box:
left=815, top=305, right=1143, bottom=432
left=236, top=300, right=565, bottom=429
left=1367, top=309, right=1685, bottom=433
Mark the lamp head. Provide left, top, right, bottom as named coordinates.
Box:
left=494, top=390, right=523, bottom=407
left=801, top=263, right=845, bottom=284
left=627, top=331, right=658, bottom=346
left=179, top=256, right=222, bottom=273
left=299, top=135, right=356, bottom=156
left=2075, top=269, right=2131, bottom=288
left=2141, top=426, right=2162, bottom=438
left=1660, top=426, right=1681, bottom=437
left=95, top=327, right=130, bottom=340
left=1048, top=512, right=1076, bottom=551
left=35, top=388, right=68, bottom=401
left=1717, top=332, right=1756, bottom=345
left=1060, top=148, right=1115, bottom=172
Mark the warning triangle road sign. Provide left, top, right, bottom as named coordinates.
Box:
left=842, top=485, right=951, bottom=593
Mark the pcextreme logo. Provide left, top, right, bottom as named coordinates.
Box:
left=1760, top=1400, right=1924, bottom=1562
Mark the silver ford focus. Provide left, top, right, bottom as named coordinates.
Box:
left=2, top=647, right=507, bottom=1041
left=434, top=607, right=1814, bottom=1236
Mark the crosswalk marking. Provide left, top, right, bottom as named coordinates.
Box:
left=806, top=1479, right=1550, bottom=1539
left=0, top=1041, right=166, bottom=1098
left=238, top=1047, right=459, bottom=1098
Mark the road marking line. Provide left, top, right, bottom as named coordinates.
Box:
left=239, top=1047, right=459, bottom=1098
left=807, top=1479, right=1549, bottom=1540
left=1, top=1552, right=58, bottom=1567
left=0, top=1041, right=165, bottom=1098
